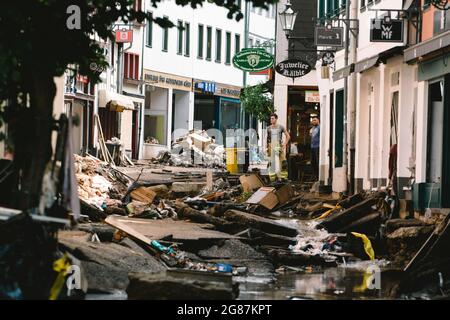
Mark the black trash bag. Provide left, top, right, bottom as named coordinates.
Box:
left=0, top=213, right=59, bottom=299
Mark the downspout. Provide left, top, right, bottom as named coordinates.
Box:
left=138, top=10, right=146, bottom=160
left=349, top=0, right=358, bottom=194
left=343, top=0, right=350, bottom=193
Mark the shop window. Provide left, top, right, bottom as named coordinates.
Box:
left=124, top=53, right=139, bottom=80
left=144, top=115, right=166, bottom=145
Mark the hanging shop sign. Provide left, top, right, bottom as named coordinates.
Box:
left=315, top=26, right=344, bottom=47
left=233, top=49, right=274, bottom=72
left=370, top=19, right=404, bottom=42
left=305, top=91, right=320, bottom=103
left=115, top=29, right=133, bottom=43
left=321, top=52, right=335, bottom=66
left=275, top=59, right=312, bottom=79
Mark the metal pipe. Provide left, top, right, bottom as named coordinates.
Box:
left=343, top=0, right=350, bottom=193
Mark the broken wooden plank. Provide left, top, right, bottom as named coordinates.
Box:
left=130, top=186, right=156, bottom=204
left=318, top=194, right=382, bottom=232
left=404, top=214, right=450, bottom=273
left=223, top=210, right=298, bottom=237
left=337, top=212, right=382, bottom=235
left=105, top=215, right=239, bottom=243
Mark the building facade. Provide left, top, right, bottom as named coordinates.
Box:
left=317, top=0, right=450, bottom=215
left=274, top=0, right=319, bottom=180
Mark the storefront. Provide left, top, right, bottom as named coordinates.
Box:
left=286, top=86, right=320, bottom=181
left=64, top=73, right=96, bottom=155
left=193, top=80, right=242, bottom=146
left=142, top=69, right=194, bottom=152
left=404, top=32, right=450, bottom=210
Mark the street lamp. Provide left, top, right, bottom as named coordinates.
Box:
left=279, top=0, right=298, bottom=38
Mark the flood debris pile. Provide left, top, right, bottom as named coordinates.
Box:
left=65, top=162, right=450, bottom=300
left=152, top=130, right=225, bottom=168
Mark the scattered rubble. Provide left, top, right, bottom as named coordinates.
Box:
left=152, top=130, right=225, bottom=168
left=65, top=155, right=450, bottom=300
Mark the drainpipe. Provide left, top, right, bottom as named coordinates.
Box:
left=343, top=0, right=357, bottom=194
left=349, top=0, right=357, bottom=194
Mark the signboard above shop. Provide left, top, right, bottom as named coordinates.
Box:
left=275, top=59, right=312, bottom=79
left=315, top=26, right=344, bottom=47
left=370, top=19, right=404, bottom=42
left=233, top=49, right=274, bottom=72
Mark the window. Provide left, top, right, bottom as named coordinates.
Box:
left=146, top=12, right=153, bottom=47
left=185, top=22, right=190, bottom=56
left=198, top=24, right=204, bottom=58
left=235, top=34, right=241, bottom=55
left=215, top=29, right=222, bottom=62
left=162, top=17, right=169, bottom=52
left=124, top=53, right=139, bottom=80
left=133, top=0, right=142, bottom=11
left=177, top=20, right=183, bottom=55
left=249, top=38, right=253, bottom=48
left=225, top=32, right=231, bottom=64
left=333, top=0, right=339, bottom=15
left=255, top=39, right=260, bottom=48
left=319, top=0, right=325, bottom=19
left=206, top=26, right=212, bottom=60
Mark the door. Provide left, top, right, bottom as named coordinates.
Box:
left=328, top=91, right=334, bottom=185
left=131, top=106, right=140, bottom=159
left=335, top=90, right=344, bottom=168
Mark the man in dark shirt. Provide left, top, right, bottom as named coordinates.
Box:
left=310, top=115, right=320, bottom=181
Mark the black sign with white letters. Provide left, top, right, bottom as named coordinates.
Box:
left=370, top=19, right=404, bottom=42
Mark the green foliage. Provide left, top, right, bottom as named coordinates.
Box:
left=240, top=83, right=274, bottom=122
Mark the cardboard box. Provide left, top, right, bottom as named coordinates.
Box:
left=245, top=187, right=279, bottom=210
left=189, top=133, right=211, bottom=151
left=275, top=184, right=295, bottom=205
left=239, top=174, right=265, bottom=193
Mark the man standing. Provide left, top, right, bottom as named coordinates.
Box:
left=310, top=115, right=320, bottom=181
left=267, top=113, right=290, bottom=181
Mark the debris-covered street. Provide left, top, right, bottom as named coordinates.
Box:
left=1, top=0, right=450, bottom=309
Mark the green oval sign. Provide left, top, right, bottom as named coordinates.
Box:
left=232, top=49, right=274, bottom=72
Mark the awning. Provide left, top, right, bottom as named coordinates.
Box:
left=404, top=30, right=450, bottom=63
left=354, top=56, right=379, bottom=73
left=332, top=63, right=354, bottom=81
left=98, top=89, right=135, bottom=112
left=123, top=91, right=145, bottom=104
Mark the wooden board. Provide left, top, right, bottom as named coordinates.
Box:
left=130, top=186, right=156, bottom=204
left=105, top=215, right=239, bottom=242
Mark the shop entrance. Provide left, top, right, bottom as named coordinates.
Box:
left=287, top=86, right=320, bottom=182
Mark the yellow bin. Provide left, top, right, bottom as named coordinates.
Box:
left=226, top=147, right=238, bottom=174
